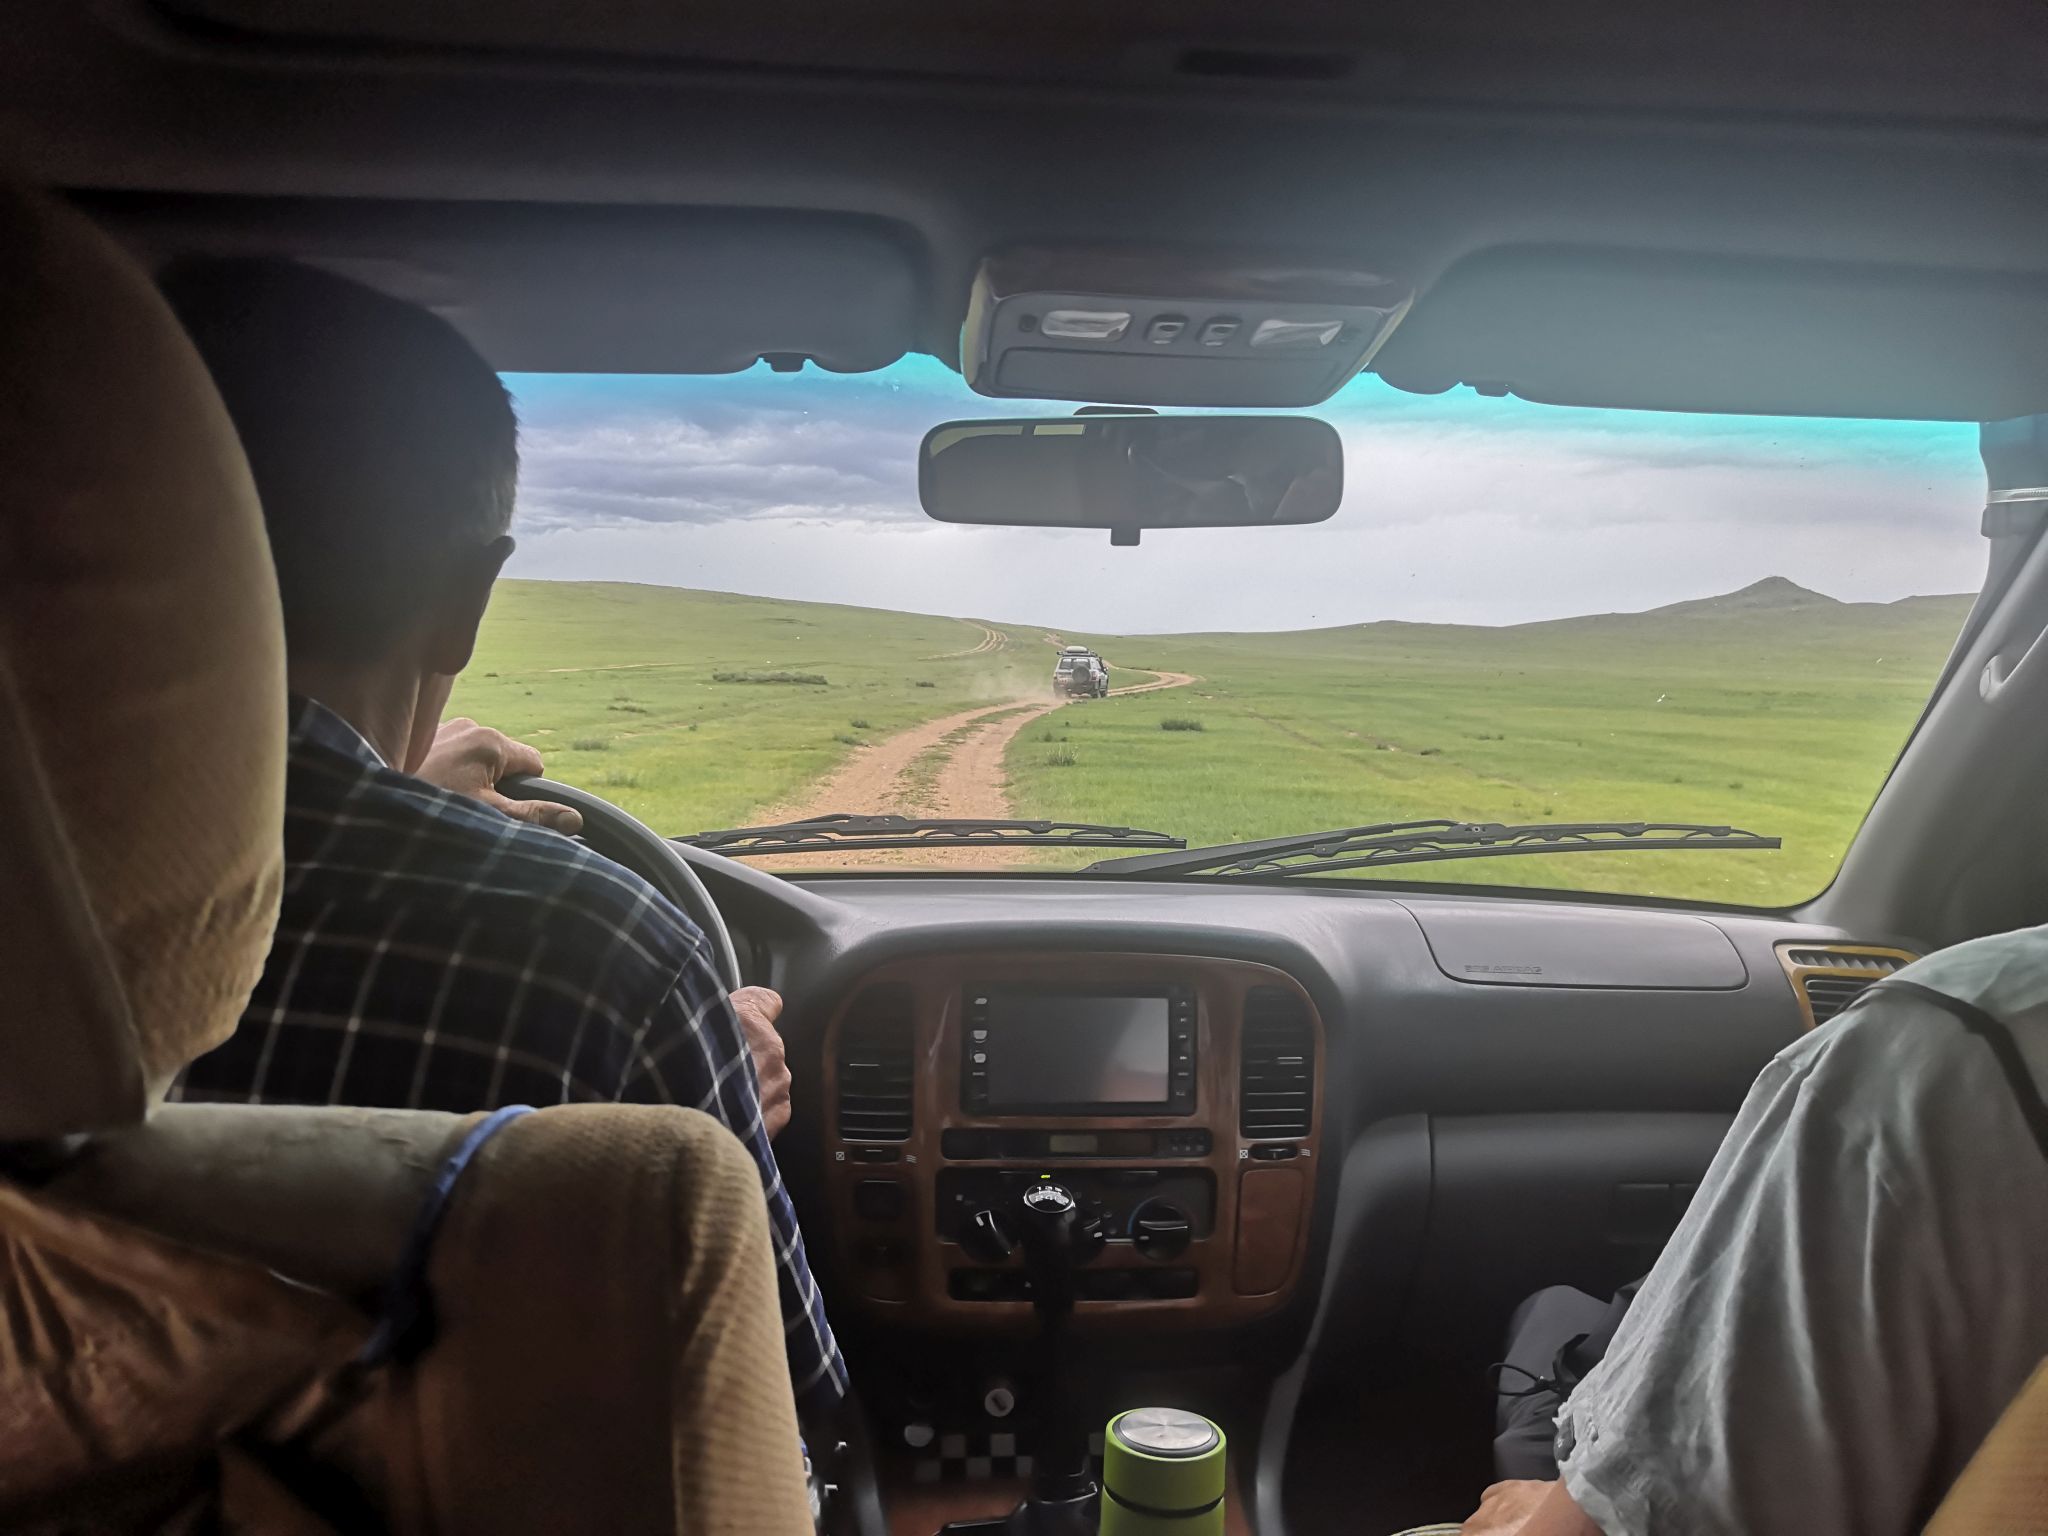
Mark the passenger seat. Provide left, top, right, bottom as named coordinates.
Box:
left=1925, top=1360, right=2048, bottom=1533
left=0, top=184, right=811, bottom=1534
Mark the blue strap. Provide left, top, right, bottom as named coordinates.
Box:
left=354, top=1104, right=536, bottom=1370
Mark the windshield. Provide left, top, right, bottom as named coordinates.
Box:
left=448, top=360, right=1982, bottom=904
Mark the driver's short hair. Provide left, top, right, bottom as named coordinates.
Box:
left=159, top=256, right=518, bottom=664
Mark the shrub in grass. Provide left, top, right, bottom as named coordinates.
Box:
left=712, top=670, right=829, bottom=685
left=607, top=702, right=649, bottom=714
left=1159, top=717, right=1205, bottom=733
left=835, top=733, right=868, bottom=747
left=914, top=679, right=936, bottom=689
left=1047, top=746, right=1080, bottom=767
left=570, top=736, right=611, bottom=752
left=1418, top=746, right=1442, bottom=756
left=850, top=718, right=871, bottom=730
left=595, top=768, right=641, bottom=789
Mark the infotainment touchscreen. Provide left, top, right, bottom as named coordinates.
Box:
left=981, top=992, right=1173, bottom=1110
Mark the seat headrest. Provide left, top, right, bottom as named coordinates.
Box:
left=0, top=188, right=286, bottom=1140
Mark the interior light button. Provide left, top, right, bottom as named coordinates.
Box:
left=1250, top=317, right=1345, bottom=348
left=1146, top=315, right=1189, bottom=344
left=1041, top=309, right=1133, bottom=341
left=1198, top=317, right=1241, bottom=346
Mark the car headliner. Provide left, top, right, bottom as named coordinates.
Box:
left=10, top=1, right=2048, bottom=420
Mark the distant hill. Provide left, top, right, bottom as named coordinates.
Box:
left=1642, top=575, right=1842, bottom=618
left=485, top=574, right=1973, bottom=652
left=1471, top=576, right=1974, bottom=643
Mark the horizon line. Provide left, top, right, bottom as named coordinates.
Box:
left=494, top=573, right=1978, bottom=640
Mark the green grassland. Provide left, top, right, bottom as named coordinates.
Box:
left=455, top=577, right=1971, bottom=906
left=1006, top=581, right=1972, bottom=904
left=449, top=581, right=1045, bottom=832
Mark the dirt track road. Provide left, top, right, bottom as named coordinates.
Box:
left=741, top=668, right=1196, bottom=869
left=924, top=620, right=1011, bottom=660
left=1110, top=669, right=1198, bottom=697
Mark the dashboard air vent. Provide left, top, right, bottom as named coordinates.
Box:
left=1776, top=944, right=1917, bottom=1030
left=1780, top=949, right=1906, bottom=974
left=836, top=988, right=914, bottom=1142
left=1239, top=987, right=1315, bottom=1139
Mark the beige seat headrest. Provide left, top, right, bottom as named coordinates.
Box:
left=0, top=188, right=286, bottom=1139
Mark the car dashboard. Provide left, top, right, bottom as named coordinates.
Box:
left=694, top=861, right=1920, bottom=1527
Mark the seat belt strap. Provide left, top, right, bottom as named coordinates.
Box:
left=1867, top=980, right=2048, bottom=1165
left=354, top=1103, right=537, bottom=1370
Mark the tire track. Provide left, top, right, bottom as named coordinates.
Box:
left=1110, top=669, right=1199, bottom=697
left=736, top=667, right=1199, bottom=870
left=923, top=620, right=1010, bottom=660
left=747, top=700, right=1029, bottom=827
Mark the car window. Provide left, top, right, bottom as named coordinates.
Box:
left=450, top=359, right=1982, bottom=904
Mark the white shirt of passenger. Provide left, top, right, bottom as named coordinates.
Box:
left=1556, top=926, right=2048, bottom=1536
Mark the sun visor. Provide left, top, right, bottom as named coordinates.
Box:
left=1374, top=246, right=2048, bottom=422
left=81, top=196, right=924, bottom=375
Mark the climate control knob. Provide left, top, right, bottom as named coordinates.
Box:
left=961, top=1207, right=1019, bottom=1263
left=1129, top=1199, right=1193, bottom=1261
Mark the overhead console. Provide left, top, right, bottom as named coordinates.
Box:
left=824, top=953, right=1324, bottom=1330
left=960, top=248, right=1413, bottom=408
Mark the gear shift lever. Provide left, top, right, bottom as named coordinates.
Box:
left=1013, top=1182, right=1104, bottom=1523
left=1017, top=1181, right=1103, bottom=1319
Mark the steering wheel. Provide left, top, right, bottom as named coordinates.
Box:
left=496, top=774, right=743, bottom=994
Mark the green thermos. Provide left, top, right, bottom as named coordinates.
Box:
left=1098, top=1408, right=1227, bottom=1535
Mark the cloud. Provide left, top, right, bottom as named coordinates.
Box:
left=516, top=412, right=916, bottom=532
left=498, top=363, right=1987, bottom=631
left=505, top=358, right=1072, bottom=533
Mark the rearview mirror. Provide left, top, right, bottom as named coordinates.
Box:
left=919, top=413, right=1343, bottom=545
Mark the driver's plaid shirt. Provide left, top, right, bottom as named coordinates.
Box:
left=174, top=696, right=847, bottom=1415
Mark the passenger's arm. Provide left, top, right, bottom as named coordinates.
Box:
left=1549, top=996, right=2048, bottom=1536
left=1461, top=1481, right=1602, bottom=1536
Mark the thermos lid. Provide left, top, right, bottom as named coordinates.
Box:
left=1103, top=1408, right=1227, bottom=1514
left=1115, top=1408, right=1219, bottom=1458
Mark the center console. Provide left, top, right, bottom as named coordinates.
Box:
left=823, top=952, right=1324, bottom=1330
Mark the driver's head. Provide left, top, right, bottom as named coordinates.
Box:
left=159, top=256, right=518, bottom=770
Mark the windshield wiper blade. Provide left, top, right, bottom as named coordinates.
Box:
left=1081, top=819, right=1779, bottom=879
left=678, top=814, right=1185, bottom=856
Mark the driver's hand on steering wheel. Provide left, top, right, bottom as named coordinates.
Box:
left=733, top=986, right=793, bottom=1140
left=418, top=717, right=585, bottom=836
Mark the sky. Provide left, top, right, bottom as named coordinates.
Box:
left=499, top=358, right=1986, bottom=634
